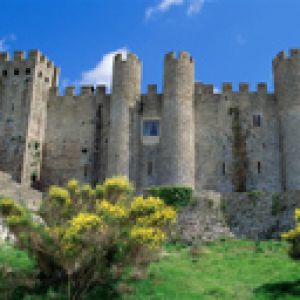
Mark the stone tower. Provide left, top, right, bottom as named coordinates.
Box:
left=107, top=53, right=141, bottom=177
left=160, top=51, right=195, bottom=188
left=0, top=50, right=58, bottom=187
left=273, top=49, right=300, bottom=191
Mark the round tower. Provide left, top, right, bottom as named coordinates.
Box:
left=160, top=51, right=195, bottom=188
left=273, top=49, right=300, bottom=190
left=107, top=53, right=141, bottom=178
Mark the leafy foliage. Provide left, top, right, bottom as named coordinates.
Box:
left=0, top=243, right=37, bottom=299
left=1, top=176, right=176, bottom=299
left=281, top=208, right=300, bottom=259
left=146, top=186, right=193, bottom=208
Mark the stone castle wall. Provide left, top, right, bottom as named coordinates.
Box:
left=176, top=191, right=300, bottom=243
left=0, top=48, right=299, bottom=193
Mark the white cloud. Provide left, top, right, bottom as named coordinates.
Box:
left=145, top=0, right=205, bottom=19
left=0, top=39, right=6, bottom=52
left=187, top=0, right=205, bottom=15
left=146, top=0, right=184, bottom=19
left=78, top=48, right=129, bottom=90
left=0, top=34, right=17, bottom=52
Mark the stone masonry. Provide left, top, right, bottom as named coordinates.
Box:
left=0, top=48, right=299, bottom=193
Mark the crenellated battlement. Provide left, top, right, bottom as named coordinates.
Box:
left=164, top=51, right=193, bottom=63
left=222, top=83, right=233, bottom=93
left=114, top=52, right=140, bottom=64
left=239, top=83, right=249, bottom=93
left=0, top=50, right=55, bottom=68
left=50, top=85, right=108, bottom=98
left=273, top=48, right=300, bottom=67
left=147, top=84, right=157, bottom=95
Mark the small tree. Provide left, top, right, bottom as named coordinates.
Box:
left=281, top=208, right=300, bottom=259
left=0, top=177, right=176, bottom=299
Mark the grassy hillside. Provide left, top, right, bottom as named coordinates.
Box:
left=125, top=239, right=300, bottom=300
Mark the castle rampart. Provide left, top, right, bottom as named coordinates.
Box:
left=0, top=48, right=298, bottom=193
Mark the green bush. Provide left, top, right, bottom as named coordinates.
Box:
left=146, top=186, right=193, bottom=208
left=0, top=243, right=37, bottom=299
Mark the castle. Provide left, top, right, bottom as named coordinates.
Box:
left=0, top=48, right=299, bottom=193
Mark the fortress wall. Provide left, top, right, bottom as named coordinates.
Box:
left=236, top=88, right=280, bottom=192
left=136, top=85, right=162, bottom=190
left=177, top=191, right=300, bottom=242
left=41, top=87, right=99, bottom=187
left=195, top=84, right=233, bottom=192
left=94, top=86, right=110, bottom=184
left=194, top=83, right=280, bottom=193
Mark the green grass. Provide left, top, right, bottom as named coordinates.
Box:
left=125, top=239, right=300, bottom=300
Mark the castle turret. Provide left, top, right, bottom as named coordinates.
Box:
left=107, top=53, right=141, bottom=178
left=160, top=51, right=195, bottom=188
left=273, top=49, right=300, bottom=190
left=0, top=50, right=58, bottom=187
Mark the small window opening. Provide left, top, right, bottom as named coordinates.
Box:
left=143, top=120, right=160, bottom=137
left=147, top=161, right=153, bottom=176
left=257, top=161, right=261, bottom=174
left=84, top=165, right=88, bottom=177
left=253, top=114, right=261, bottom=127
left=25, top=68, right=31, bottom=75
left=31, top=172, right=37, bottom=184
left=2, top=70, right=7, bottom=77
left=222, top=163, right=226, bottom=176
left=45, top=77, right=49, bottom=83
left=82, top=148, right=88, bottom=154
left=34, top=142, right=40, bottom=150
left=14, top=69, right=19, bottom=76
left=11, top=104, right=14, bottom=112
left=38, top=71, right=43, bottom=78
left=139, top=101, right=144, bottom=114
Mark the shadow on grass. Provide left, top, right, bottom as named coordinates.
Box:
left=254, top=279, right=300, bottom=299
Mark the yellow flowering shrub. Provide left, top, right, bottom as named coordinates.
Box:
left=136, top=206, right=176, bottom=227
left=96, top=200, right=127, bottom=220
left=130, top=226, right=166, bottom=248
left=67, top=179, right=78, bottom=193
left=103, top=176, right=134, bottom=202
left=2, top=176, right=178, bottom=298
left=62, top=213, right=105, bottom=253
left=282, top=208, right=300, bottom=259
left=80, top=184, right=95, bottom=200
left=95, top=184, right=105, bottom=199
left=48, top=186, right=71, bottom=206
left=0, top=197, right=24, bottom=216
left=130, top=196, right=164, bottom=216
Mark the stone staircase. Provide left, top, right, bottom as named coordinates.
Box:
left=0, top=171, right=42, bottom=211
left=176, top=191, right=234, bottom=243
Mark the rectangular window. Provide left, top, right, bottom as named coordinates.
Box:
left=147, top=161, right=153, bottom=176
left=2, top=70, right=7, bottom=77
left=253, top=115, right=262, bottom=127
left=222, top=163, right=226, bottom=176
left=143, top=120, right=160, bottom=137
left=14, top=69, right=19, bottom=76
left=258, top=161, right=261, bottom=174
left=26, top=68, right=31, bottom=75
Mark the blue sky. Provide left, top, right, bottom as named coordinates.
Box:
left=0, top=0, right=299, bottom=93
